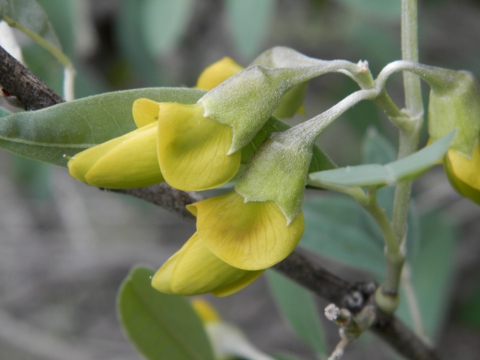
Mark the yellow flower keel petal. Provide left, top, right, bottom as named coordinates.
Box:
left=194, top=192, right=305, bottom=271
left=68, top=122, right=164, bottom=189
left=445, top=145, right=480, bottom=203
left=158, top=102, right=241, bottom=191
left=152, top=233, right=262, bottom=296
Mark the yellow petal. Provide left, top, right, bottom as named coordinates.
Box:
left=85, top=122, right=163, bottom=188
left=196, top=57, right=244, bottom=90
left=445, top=144, right=480, bottom=203
left=68, top=138, right=123, bottom=183
left=157, top=102, right=241, bottom=191
left=193, top=192, right=305, bottom=271
left=132, top=98, right=159, bottom=128
left=191, top=299, right=221, bottom=323
left=151, top=232, right=263, bottom=296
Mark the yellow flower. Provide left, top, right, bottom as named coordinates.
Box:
left=68, top=121, right=163, bottom=188
left=444, top=142, right=480, bottom=204
left=151, top=232, right=263, bottom=297
left=152, top=190, right=304, bottom=296
left=188, top=191, right=304, bottom=271
left=196, top=57, right=244, bottom=90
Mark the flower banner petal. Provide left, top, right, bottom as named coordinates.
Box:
left=157, top=102, right=241, bottom=191
left=194, top=192, right=304, bottom=271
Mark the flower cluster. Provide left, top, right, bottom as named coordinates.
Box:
left=68, top=49, right=326, bottom=296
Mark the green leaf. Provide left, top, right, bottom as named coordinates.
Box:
left=337, top=0, right=401, bottom=19
left=396, top=211, right=457, bottom=338
left=458, top=284, right=480, bottom=331
left=309, top=131, right=455, bottom=188
left=117, top=266, right=215, bottom=360
left=0, top=88, right=205, bottom=166
left=300, top=194, right=385, bottom=279
left=141, top=0, right=194, bottom=57
left=224, top=0, right=276, bottom=60
left=0, top=0, right=62, bottom=50
left=266, top=270, right=327, bottom=356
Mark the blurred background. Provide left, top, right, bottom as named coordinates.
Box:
left=1, top=0, right=480, bottom=359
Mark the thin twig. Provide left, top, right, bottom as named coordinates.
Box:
left=0, top=46, right=443, bottom=360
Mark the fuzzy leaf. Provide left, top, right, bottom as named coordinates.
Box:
left=0, top=88, right=205, bottom=166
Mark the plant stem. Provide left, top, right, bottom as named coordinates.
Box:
left=376, top=0, right=424, bottom=313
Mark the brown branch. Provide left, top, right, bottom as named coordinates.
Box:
left=0, top=44, right=442, bottom=360
left=0, top=46, right=64, bottom=110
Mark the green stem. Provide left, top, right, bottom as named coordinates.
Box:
left=376, top=0, right=424, bottom=314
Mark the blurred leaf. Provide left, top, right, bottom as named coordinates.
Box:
left=0, top=108, right=11, bottom=117
left=35, top=0, right=74, bottom=57
left=11, top=154, right=52, bottom=200
left=337, top=0, right=401, bottom=19
left=361, top=127, right=396, bottom=165
left=141, top=0, right=194, bottom=57
left=118, top=266, right=215, bottom=360
left=458, top=284, right=480, bottom=331
left=266, top=270, right=327, bottom=356
left=0, top=88, right=205, bottom=166
left=0, top=0, right=62, bottom=49
left=309, top=131, right=454, bottom=188
left=397, top=210, right=457, bottom=338
left=224, top=0, right=276, bottom=60
left=116, top=0, right=161, bottom=85
left=272, top=354, right=304, bottom=360
left=300, top=194, right=385, bottom=279
left=347, top=20, right=400, bottom=75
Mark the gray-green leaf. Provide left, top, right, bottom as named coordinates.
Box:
left=0, top=88, right=205, bottom=166
left=0, top=0, right=61, bottom=49
left=117, top=266, right=215, bottom=360
left=267, top=270, right=327, bottom=357
left=309, top=131, right=455, bottom=188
